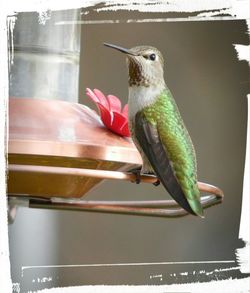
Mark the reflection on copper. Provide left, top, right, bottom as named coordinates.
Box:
left=9, top=98, right=141, bottom=164
left=8, top=98, right=141, bottom=198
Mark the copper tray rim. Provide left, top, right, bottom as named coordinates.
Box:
left=8, top=138, right=142, bottom=165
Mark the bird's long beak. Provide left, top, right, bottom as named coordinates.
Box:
left=103, top=43, right=137, bottom=56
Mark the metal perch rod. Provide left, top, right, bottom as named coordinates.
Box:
left=9, top=164, right=224, bottom=217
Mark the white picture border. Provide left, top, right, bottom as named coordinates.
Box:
left=1, top=1, right=249, bottom=292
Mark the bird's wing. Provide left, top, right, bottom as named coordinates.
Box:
left=134, top=111, right=198, bottom=216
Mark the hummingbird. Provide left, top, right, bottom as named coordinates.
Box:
left=104, top=43, right=204, bottom=217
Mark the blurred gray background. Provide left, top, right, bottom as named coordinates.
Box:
left=8, top=8, right=249, bottom=292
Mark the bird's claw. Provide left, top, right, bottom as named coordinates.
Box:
left=142, top=171, right=160, bottom=186
left=153, top=179, right=161, bottom=186
left=130, top=168, right=160, bottom=186
left=135, top=170, right=141, bottom=184
left=130, top=168, right=142, bottom=184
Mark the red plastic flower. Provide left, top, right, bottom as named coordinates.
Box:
left=86, top=88, right=130, bottom=137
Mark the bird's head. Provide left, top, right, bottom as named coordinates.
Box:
left=104, top=43, right=165, bottom=88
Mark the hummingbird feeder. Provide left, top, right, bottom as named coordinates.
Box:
left=8, top=98, right=223, bottom=221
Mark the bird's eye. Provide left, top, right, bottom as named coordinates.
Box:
left=149, top=53, right=156, bottom=61
left=142, top=53, right=156, bottom=61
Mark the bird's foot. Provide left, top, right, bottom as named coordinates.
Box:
left=145, top=171, right=161, bottom=186
left=130, top=167, right=142, bottom=184
left=129, top=168, right=161, bottom=186
left=153, top=179, right=161, bottom=186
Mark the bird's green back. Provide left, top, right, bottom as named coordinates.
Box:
left=142, top=88, right=203, bottom=216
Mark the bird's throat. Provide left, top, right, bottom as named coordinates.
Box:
left=128, top=85, right=165, bottom=120
left=128, top=60, right=150, bottom=87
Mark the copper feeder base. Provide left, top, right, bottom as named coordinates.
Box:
left=8, top=98, right=224, bottom=220
left=8, top=98, right=141, bottom=198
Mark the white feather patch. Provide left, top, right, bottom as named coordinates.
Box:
left=128, top=85, right=165, bottom=119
